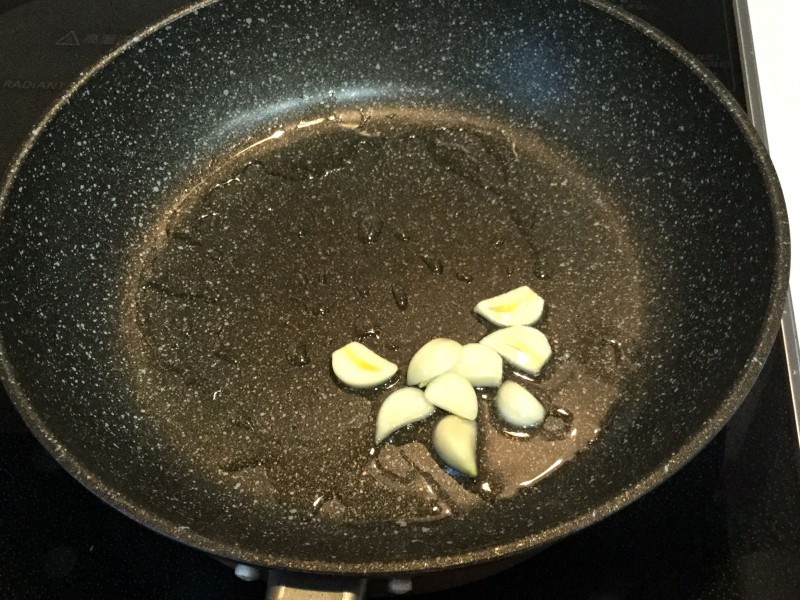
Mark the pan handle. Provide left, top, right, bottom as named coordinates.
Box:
left=266, top=570, right=367, bottom=600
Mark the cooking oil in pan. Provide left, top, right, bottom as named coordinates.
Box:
left=127, top=109, right=646, bottom=524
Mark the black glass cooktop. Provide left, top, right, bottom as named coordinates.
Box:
left=1, top=1, right=799, bottom=598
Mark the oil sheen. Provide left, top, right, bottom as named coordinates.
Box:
left=128, top=109, right=646, bottom=524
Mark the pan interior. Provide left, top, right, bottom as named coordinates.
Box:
left=123, top=109, right=645, bottom=525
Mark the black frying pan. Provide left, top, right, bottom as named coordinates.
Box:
left=0, top=0, right=789, bottom=596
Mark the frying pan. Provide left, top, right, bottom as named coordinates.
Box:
left=0, top=0, right=789, bottom=597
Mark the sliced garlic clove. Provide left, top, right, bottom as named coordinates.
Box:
left=331, top=342, right=398, bottom=389
left=496, top=381, right=546, bottom=428
left=479, top=325, right=552, bottom=376
left=451, top=343, right=503, bottom=388
left=424, top=372, right=478, bottom=420
left=406, top=338, right=463, bottom=387
left=375, top=387, right=436, bottom=444
left=474, top=285, right=545, bottom=327
left=432, top=415, right=478, bottom=477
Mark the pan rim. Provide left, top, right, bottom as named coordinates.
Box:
left=0, top=0, right=790, bottom=577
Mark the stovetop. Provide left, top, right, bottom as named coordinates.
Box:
left=1, top=1, right=799, bottom=598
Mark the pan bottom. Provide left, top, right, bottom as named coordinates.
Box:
left=121, top=108, right=648, bottom=525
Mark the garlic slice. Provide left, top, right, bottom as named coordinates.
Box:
left=452, top=343, right=503, bottom=388
left=474, top=285, right=544, bottom=327
left=479, top=326, right=552, bottom=376
left=331, top=342, right=398, bottom=389
left=496, top=381, right=546, bottom=428
left=432, top=415, right=478, bottom=477
left=424, top=372, right=478, bottom=420
left=406, top=338, right=463, bottom=387
left=375, top=387, right=436, bottom=444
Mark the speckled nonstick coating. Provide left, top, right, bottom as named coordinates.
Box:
left=0, top=0, right=789, bottom=578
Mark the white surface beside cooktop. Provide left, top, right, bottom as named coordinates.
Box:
left=748, top=1, right=800, bottom=303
